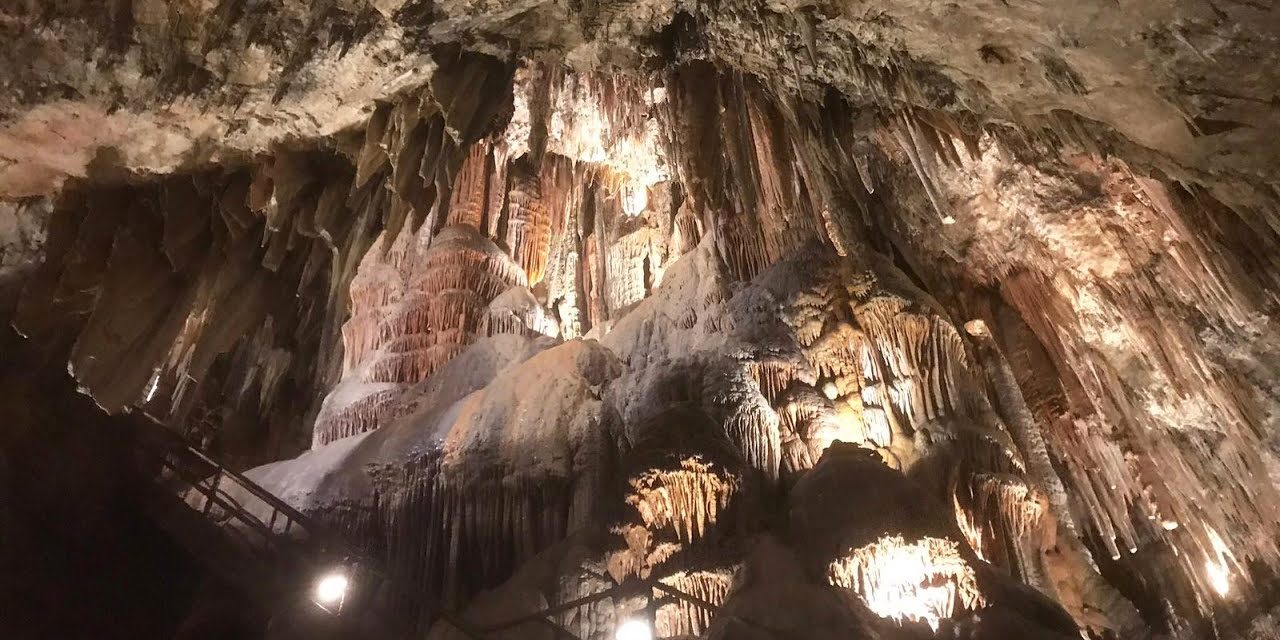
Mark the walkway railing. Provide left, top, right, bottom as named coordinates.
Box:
left=135, top=428, right=384, bottom=617
left=137, top=428, right=718, bottom=637
left=439, top=575, right=721, bottom=639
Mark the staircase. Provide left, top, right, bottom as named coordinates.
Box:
left=132, top=426, right=384, bottom=627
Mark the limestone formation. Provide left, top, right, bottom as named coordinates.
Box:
left=5, top=3, right=1280, bottom=639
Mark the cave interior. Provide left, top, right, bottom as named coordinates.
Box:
left=4, top=1, right=1280, bottom=639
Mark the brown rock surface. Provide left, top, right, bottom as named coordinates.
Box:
left=6, top=4, right=1280, bottom=639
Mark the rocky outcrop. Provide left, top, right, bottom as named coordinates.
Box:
left=6, top=6, right=1280, bottom=639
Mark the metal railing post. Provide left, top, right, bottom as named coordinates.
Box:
left=202, top=469, right=221, bottom=515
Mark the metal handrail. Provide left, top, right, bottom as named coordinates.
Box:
left=442, top=574, right=722, bottom=639
left=146, top=438, right=370, bottom=561
left=138, top=433, right=387, bottom=612
left=154, top=451, right=304, bottom=566
left=141, top=432, right=722, bottom=637
left=183, top=446, right=313, bottom=532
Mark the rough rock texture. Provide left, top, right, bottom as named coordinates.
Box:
left=5, top=1, right=1280, bottom=202
left=6, top=3, right=1280, bottom=639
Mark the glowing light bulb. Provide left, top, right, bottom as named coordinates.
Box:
left=144, top=369, right=161, bottom=402
left=1205, top=526, right=1233, bottom=596
left=962, top=319, right=989, bottom=337
left=827, top=535, right=983, bottom=631
left=314, top=572, right=349, bottom=606
left=615, top=618, right=652, bottom=640
left=622, top=184, right=648, bottom=216
left=1206, top=560, right=1230, bottom=596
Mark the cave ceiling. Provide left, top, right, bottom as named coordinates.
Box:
left=4, top=1, right=1280, bottom=639
left=4, top=1, right=1279, bottom=200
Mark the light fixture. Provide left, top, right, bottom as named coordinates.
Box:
left=962, top=319, right=989, bottom=337
left=1206, top=559, right=1230, bottom=596
left=1205, top=526, right=1233, bottom=597
left=827, top=535, right=984, bottom=631
left=144, top=369, right=161, bottom=402
left=314, top=571, right=350, bottom=610
left=622, top=183, right=649, bottom=216
left=615, top=617, right=652, bottom=640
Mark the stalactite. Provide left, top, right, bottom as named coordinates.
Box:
left=715, top=217, right=770, bottom=282
left=446, top=141, right=492, bottom=230
left=744, top=361, right=801, bottom=405
left=504, top=168, right=554, bottom=284
left=654, top=570, right=735, bottom=637
left=1000, top=259, right=1280, bottom=609
left=827, top=535, right=985, bottom=631
left=314, top=225, right=525, bottom=446
left=960, top=318, right=1147, bottom=633
left=702, top=364, right=783, bottom=479
left=739, top=250, right=987, bottom=477
left=672, top=204, right=702, bottom=255
left=626, top=457, right=739, bottom=544
left=375, top=456, right=576, bottom=623
left=605, top=228, right=662, bottom=311
left=481, top=287, right=560, bottom=338
left=35, top=41, right=1280, bottom=639
left=892, top=112, right=955, bottom=224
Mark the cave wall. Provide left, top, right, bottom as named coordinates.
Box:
left=141, top=59, right=1273, bottom=637
left=4, top=3, right=1280, bottom=639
